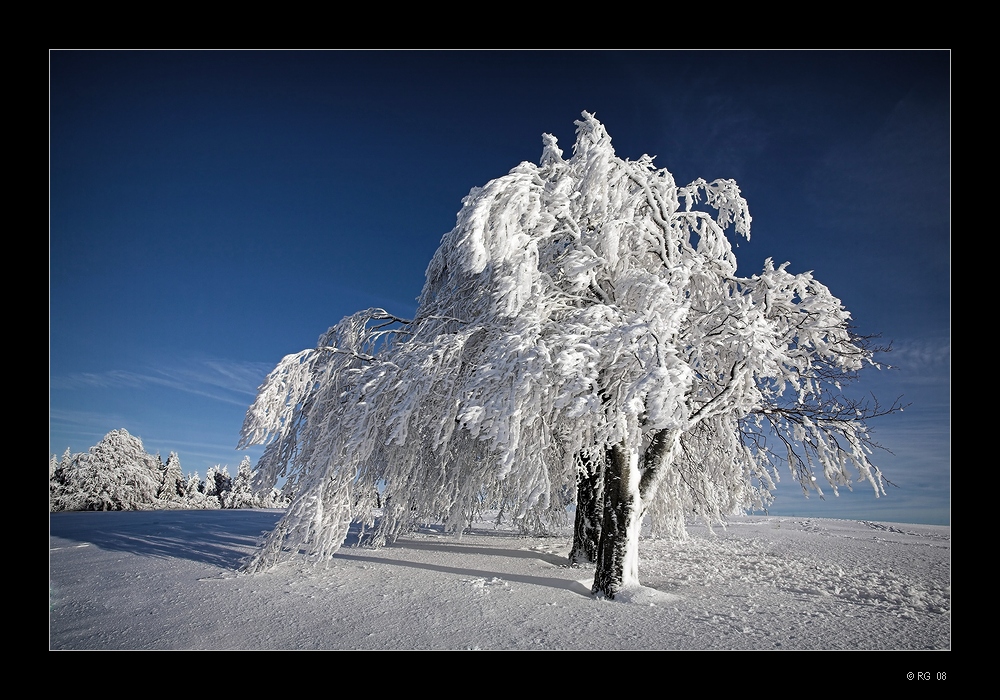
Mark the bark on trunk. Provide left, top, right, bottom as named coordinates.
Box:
left=569, top=452, right=602, bottom=566
left=592, top=442, right=641, bottom=598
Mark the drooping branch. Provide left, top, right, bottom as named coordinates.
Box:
left=753, top=391, right=906, bottom=497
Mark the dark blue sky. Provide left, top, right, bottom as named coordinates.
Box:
left=50, top=50, right=950, bottom=524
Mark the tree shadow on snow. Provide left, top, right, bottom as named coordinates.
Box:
left=387, top=537, right=568, bottom=566
left=49, top=510, right=285, bottom=569
left=336, top=525, right=592, bottom=597
left=334, top=551, right=594, bottom=598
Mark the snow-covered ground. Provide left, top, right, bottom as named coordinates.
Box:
left=49, top=510, right=949, bottom=650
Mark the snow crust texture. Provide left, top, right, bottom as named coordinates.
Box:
left=49, top=511, right=949, bottom=651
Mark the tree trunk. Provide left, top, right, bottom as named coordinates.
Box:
left=569, top=452, right=602, bottom=566
left=592, top=442, right=641, bottom=599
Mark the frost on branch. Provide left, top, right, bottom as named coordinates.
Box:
left=240, top=112, right=897, bottom=594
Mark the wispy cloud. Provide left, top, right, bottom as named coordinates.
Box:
left=880, top=336, right=950, bottom=374
left=51, top=359, right=274, bottom=407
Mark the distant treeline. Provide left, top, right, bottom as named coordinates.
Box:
left=50, top=428, right=289, bottom=512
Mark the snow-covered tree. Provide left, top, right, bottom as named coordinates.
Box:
left=158, top=451, right=185, bottom=501
left=50, top=449, right=73, bottom=510
left=204, top=465, right=231, bottom=509
left=49, top=434, right=284, bottom=513
left=240, top=113, right=897, bottom=597
left=225, top=456, right=259, bottom=509
left=51, top=429, right=163, bottom=511
left=204, top=466, right=219, bottom=498
left=183, top=471, right=209, bottom=508
left=253, top=487, right=289, bottom=509
left=185, top=471, right=202, bottom=498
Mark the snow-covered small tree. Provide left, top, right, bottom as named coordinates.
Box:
left=182, top=471, right=209, bottom=508
left=240, top=113, right=897, bottom=598
left=204, top=466, right=219, bottom=498
left=253, top=486, right=289, bottom=509
left=50, top=449, right=73, bottom=511
left=217, top=466, right=234, bottom=508
left=158, top=451, right=186, bottom=501
left=225, top=456, right=258, bottom=509
left=185, top=471, right=202, bottom=497
left=203, top=465, right=229, bottom=509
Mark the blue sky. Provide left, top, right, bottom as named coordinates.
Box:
left=50, top=51, right=950, bottom=524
